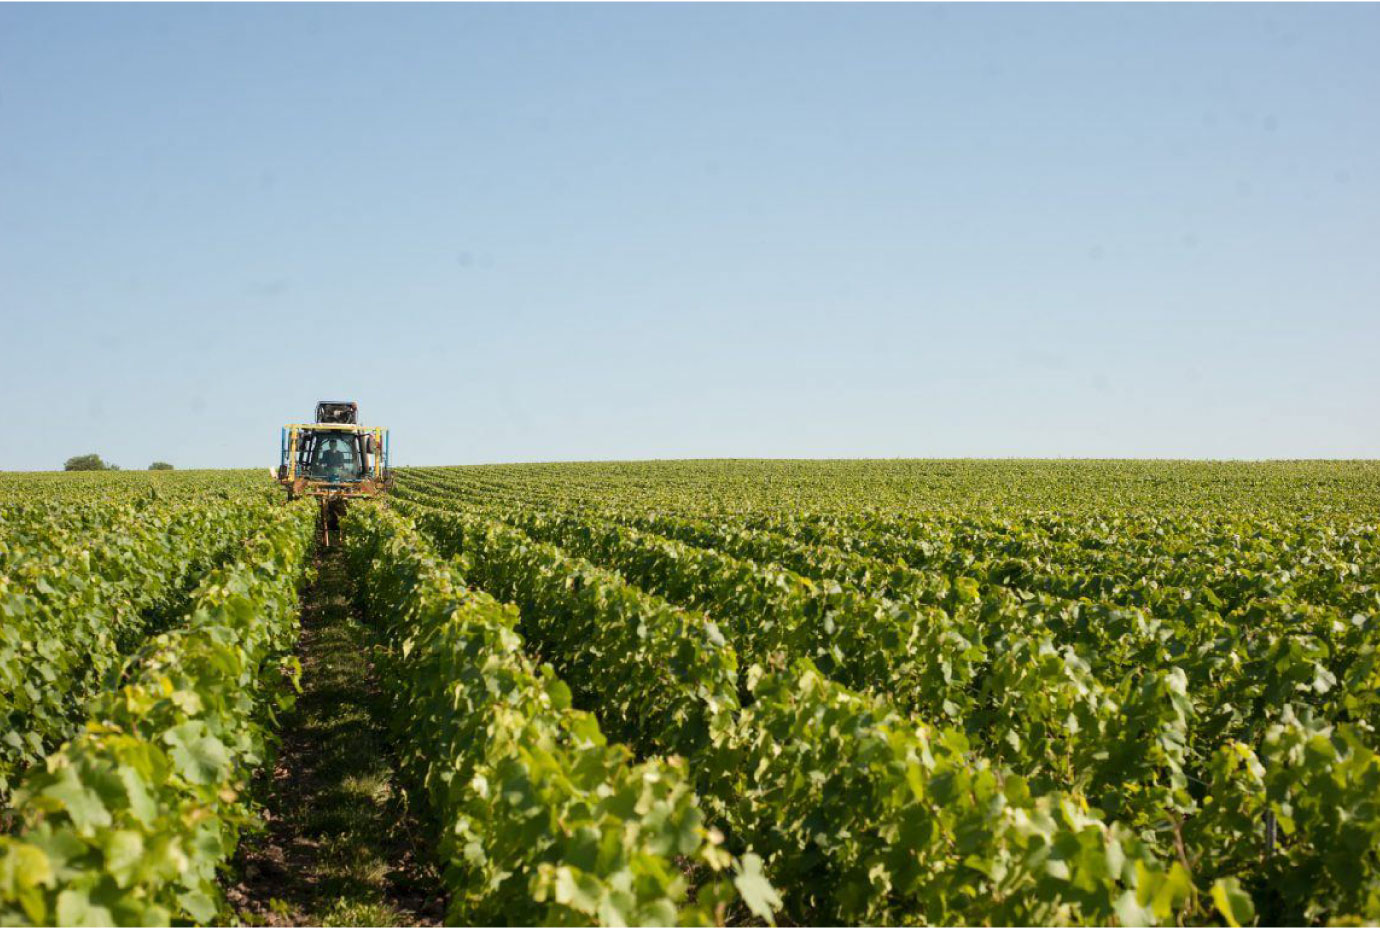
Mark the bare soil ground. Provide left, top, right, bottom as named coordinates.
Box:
left=227, top=542, right=444, bottom=926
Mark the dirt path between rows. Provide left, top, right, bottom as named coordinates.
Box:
left=227, top=539, right=444, bottom=926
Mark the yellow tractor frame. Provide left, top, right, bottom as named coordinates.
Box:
left=278, top=423, right=390, bottom=500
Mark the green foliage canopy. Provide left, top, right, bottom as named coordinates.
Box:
left=62, top=454, right=115, bottom=472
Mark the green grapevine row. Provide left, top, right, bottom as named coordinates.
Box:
left=394, top=490, right=1191, bottom=823
left=400, top=476, right=1374, bottom=780
left=0, top=503, right=314, bottom=926
left=0, top=498, right=279, bottom=798
left=394, top=499, right=1230, bottom=925
left=395, top=464, right=1380, bottom=924
left=343, top=504, right=775, bottom=926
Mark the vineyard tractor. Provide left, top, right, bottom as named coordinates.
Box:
left=275, top=400, right=391, bottom=545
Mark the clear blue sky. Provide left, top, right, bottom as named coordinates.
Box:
left=2, top=3, right=1377, bottom=470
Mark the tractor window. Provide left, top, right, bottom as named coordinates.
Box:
left=308, top=434, right=363, bottom=481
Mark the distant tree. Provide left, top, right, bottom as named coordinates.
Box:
left=148, top=462, right=174, bottom=471
left=64, top=453, right=113, bottom=472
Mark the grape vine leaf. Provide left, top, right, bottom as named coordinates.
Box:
left=1211, top=877, right=1256, bottom=927
left=733, top=853, right=782, bottom=924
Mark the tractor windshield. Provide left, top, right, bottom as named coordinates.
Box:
left=308, top=434, right=364, bottom=482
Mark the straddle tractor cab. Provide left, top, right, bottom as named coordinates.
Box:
left=276, top=401, right=391, bottom=543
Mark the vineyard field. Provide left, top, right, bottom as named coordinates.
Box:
left=1, top=460, right=1379, bottom=926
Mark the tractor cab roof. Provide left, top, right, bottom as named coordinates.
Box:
left=315, top=401, right=358, bottom=424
